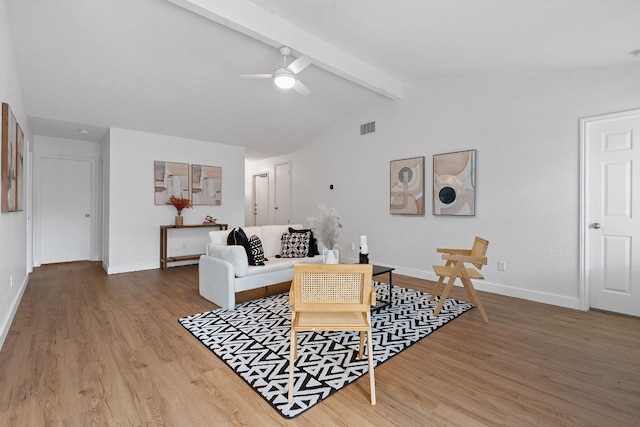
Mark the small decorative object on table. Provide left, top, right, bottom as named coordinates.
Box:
left=167, top=196, right=192, bottom=227
left=359, top=234, right=369, bottom=264
left=203, top=215, right=217, bottom=224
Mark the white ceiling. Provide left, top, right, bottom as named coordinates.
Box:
left=6, top=0, right=640, bottom=160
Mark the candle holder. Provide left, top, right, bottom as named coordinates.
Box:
left=359, top=234, right=369, bottom=264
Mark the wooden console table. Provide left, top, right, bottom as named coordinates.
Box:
left=160, top=223, right=228, bottom=270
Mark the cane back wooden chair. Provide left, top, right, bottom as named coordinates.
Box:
left=431, top=236, right=489, bottom=323
left=288, top=263, right=376, bottom=404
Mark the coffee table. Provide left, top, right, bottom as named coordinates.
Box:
left=371, top=264, right=395, bottom=312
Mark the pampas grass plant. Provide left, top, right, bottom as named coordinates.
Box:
left=308, top=204, right=342, bottom=250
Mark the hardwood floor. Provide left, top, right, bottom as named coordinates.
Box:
left=1, top=262, right=638, bottom=426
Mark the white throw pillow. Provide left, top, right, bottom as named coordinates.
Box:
left=207, top=244, right=249, bottom=277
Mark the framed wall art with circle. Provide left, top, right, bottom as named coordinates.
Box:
left=390, top=156, right=425, bottom=215
left=433, top=149, right=476, bottom=216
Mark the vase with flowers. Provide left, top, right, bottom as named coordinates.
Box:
left=308, top=203, right=342, bottom=264
left=167, top=196, right=192, bottom=226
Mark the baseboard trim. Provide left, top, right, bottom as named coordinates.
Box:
left=365, top=262, right=581, bottom=311
left=0, top=274, right=29, bottom=351
left=106, top=261, right=160, bottom=275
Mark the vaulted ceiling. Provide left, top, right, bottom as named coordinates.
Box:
left=6, top=0, right=640, bottom=160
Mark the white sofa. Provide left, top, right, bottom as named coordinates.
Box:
left=199, top=224, right=323, bottom=309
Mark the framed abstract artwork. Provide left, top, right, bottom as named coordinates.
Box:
left=390, top=156, right=425, bottom=215
left=191, top=164, right=222, bottom=205
left=16, top=122, right=24, bottom=211
left=433, top=149, right=476, bottom=216
left=154, top=161, right=190, bottom=205
left=1, top=103, right=19, bottom=213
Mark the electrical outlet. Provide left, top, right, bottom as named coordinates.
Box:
left=350, top=242, right=356, bottom=251
left=497, top=261, right=507, bottom=272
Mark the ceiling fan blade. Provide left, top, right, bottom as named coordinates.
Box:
left=287, top=55, right=312, bottom=75
left=292, top=80, right=310, bottom=96
left=238, top=73, right=273, bottom=79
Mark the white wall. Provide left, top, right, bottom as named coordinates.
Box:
left=105, top=127, right=245, bottom=274
left=0, top=0, right=30, bottom=349
left=248, top=64, right=640, bottom=309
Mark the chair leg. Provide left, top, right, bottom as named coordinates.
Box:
left=430, top=275, right=446, bottom=302
left=358, top=331, right=365, bottom=359
left=461, top=277, right=489, bottom=323
left=366, top=329, right=376, bottom=405
left=288, top=329, right=297, bottom=403
left=434, top=275, right=457, bottom=316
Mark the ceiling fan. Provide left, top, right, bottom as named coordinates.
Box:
left=239, top=46, right=312, bottom=95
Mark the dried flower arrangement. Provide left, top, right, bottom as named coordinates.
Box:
left=167, top=196, right=193, bottom=216
left=308, top=203, right=342, bottom=250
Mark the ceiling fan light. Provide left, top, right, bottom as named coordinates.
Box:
left=274, top=71, right=296, bottom=89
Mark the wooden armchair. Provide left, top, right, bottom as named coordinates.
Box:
left=431, top=237, right=489, bottom=323
left=288, top=263, right=376, bottom=404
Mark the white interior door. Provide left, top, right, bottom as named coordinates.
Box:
left=274, top=162, right=291, bottom=225
left=38, top=156, right=92, bottom=264
left=583, top=109, right=640, bottom=317
left=252, top=172, right=269, bottom=226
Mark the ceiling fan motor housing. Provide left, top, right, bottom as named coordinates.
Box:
left=273, top=68, right=296, bottom=89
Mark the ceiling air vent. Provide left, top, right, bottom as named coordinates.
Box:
left=360, top=121, right=376, bottom=136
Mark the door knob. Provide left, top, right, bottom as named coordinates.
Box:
left=590, top=222, right=601, bottom=229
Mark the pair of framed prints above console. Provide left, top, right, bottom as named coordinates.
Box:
left=154, top=160, right=222, bottom=206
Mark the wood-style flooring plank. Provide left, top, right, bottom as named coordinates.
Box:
left=1, top=261, right=639, bottom=426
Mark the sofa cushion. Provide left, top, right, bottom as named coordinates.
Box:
left=261, top=224, right=302, bottom=257
left=207, top=244, right=249, bottom=277
left=242, top=226, right=264, bottom=243
left=243, top=257, right=294, bottom=276
left=208, top=229, right=231, bottom=246
left=280, top=231, right=310, bottom=258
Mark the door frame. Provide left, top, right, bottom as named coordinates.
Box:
left=579, top=108, right=640, bottom=311
left=33, top=153, right=101, bottom=266
left=251, top=172, right=269, bottom=226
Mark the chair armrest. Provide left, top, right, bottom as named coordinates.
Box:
left=442, top=254, right=487, bottom=265
left=436, top=248, right=472, bottom=255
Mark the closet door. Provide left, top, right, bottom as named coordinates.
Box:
left=37, top=155, right=93, bottom=264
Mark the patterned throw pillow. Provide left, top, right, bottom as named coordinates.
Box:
left=288, top=227, right=320, bottom=256
left=280, top=232, right=310, bottom=258
left=248, top=235, right=266, bottom=266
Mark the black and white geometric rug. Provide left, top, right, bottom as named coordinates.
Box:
left=179, top=282, right=473, bottom=419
